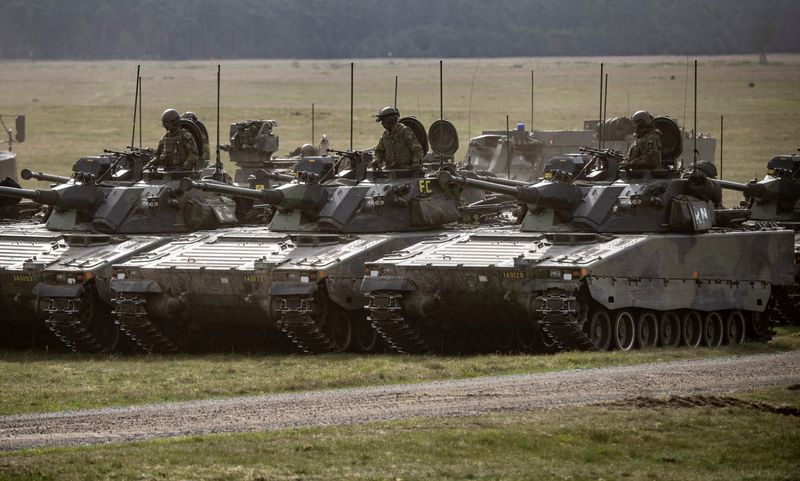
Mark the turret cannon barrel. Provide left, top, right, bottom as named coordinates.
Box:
left=262, top=171, right=296, bottom=183
left=442, top=172, right=582, bottom=212
left=20, top=168, right=71, bottom=185
left=179, top=178, right=285, bottom=205
left=471, top=174, right=530, bottom=187
left=0, top=184, right=103, bottom=211
left=0, top=185, right=61, bottom=205
left=715, top=177, right=800, bottom=204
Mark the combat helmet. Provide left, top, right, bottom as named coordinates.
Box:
left=161, top=108, right=181, bottom=129
left=631, top=110, right=654, bottom=128
left=375, top=106, right=400, bottom=122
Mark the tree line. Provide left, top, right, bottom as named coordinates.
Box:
left=1, top=0, right=797, bottom=60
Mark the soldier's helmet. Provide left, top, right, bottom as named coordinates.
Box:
left=300, top=143, right=316, bottom=156
left=693, top=160, right=718, bottom=178
left=375, top=106, right=400, bottom=122
left=161, top=108, right=181, bottom=129
left=631, top=110, right=654, bottom=129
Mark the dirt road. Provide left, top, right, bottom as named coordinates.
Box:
left=2, top=351, right=799, bottom=451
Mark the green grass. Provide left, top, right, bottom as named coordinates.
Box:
left=1, top=385, right=798, bottom=480
left=1, top=326, right=798, bottom=416
left=2, top=56, right=799, bottom=207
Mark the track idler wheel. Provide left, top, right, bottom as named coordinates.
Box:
left=659, top=311, right=682, bottom=347
left=725, top=311, right=747, bottom=345
left=682, top=311, right=703, bottom=348
left=353, top=315, right=381, bottom=353
left=587, top=310, right=612, bottom=351
left=636, top=311, right=659, bottom=349
left=531, top=321, right=558, bottom=354
left=703, top=312, right=724, bottom=347
left=748, top=310, right=772, bottom=341
left=612, top=310, right=636, bottom=351
left=326, top=307, right=353, bottom=352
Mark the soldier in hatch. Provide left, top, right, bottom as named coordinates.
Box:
left=625, top=110, right=662, bottom=170
left=373, top=106, right=424, bottom=173
left=152, top=108, right=199, bottom=171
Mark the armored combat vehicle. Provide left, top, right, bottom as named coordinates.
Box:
left=361, top=119, right=793, bottom=354
left=109, top=133, right=501, bottom=354
left=714, top=151, right=800, bottom=322
left=0, top=114, right=256, bottom=352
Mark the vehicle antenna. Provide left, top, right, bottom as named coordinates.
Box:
left=602, top=73, right=608, bottom=150
left=530, top=69, right=534, bottom=132
left=439, top=59, right=444, bottom=171
left=467, top=59, right=479, bottom=140
left=311, top=103, right=315, bottom=145
left=598, top=63, right=604, bottom=150
left=350, top=62, right=354, bottom=151
left=683, top=53, right=689, bottom=127
left=394, top=75, right=398, bottom=108
left=693, top=59, right=698, bottom=170
left=506, top=114, right=511, bottom=179
left=130, top=64, right=140, bottom=148
left=138, top=74, right=142, bottom=148
left=719, top=114, right=724, bottom=178
left=214, top=64, right=223, bottom=179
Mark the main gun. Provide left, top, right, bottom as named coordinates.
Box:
left=440, top=171, right=582, bottom=213
left=20, top=168, right=71, bottom=185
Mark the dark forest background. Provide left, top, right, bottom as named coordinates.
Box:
left=1, top=0, right=798, bottom=60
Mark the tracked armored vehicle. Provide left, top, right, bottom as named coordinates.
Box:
left=0, top=113, right=262, bottom=352
left=362, top=119, right=793, bottom=354
left=109, top=127, right=502, bottom=354
left=715, top=151, right=800, bottom=322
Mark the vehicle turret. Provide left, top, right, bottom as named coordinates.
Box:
left=443, top=168, right=720, bottom=234
left=180, top=160, right=477, bottom=233
left=715, top=154, right=800, bottom=222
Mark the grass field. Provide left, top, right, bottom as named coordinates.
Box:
left=1, top=384, right=798, bottom=481
left=1, top=326, right=798, bottom=416
left=2, top=55, right=799, bottom=204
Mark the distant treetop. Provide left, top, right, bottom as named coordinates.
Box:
left=1, top=0, right=798, bottom=59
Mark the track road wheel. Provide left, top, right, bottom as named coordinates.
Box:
left=613, top=310, right=636, bottom=351
left=494, top=328, right=518, bottom=353
left=517, top=329, right=538, bottom=353
left=748, top=310, right=772, bottom=341
left=637, top=311, right=659, bottom=349
left=659, top=311, right=682, bottom=347
left=725, top=311, right=746, bottom=345
left=703, top=312, right=724, bottom=347
left=587, top=310, right=612, bottom=351
left=326, top=307, right=353, bottom=352
left=470, top=328, right=494, bottom=353
left=682, top=311, right=703, bottom=348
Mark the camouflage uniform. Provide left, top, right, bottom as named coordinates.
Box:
left=626, top=128, right=662, bottom=170
left=374, top=122, right=424, bottom=171
left=153, top=128, right=199, bottom=171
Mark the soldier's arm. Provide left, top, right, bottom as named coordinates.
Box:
left=152, top=139, right=164, bottom=166
left=405, top=128, right=424, bottom=171
left=182, top=132, right=200, bottom=170
left=373, top=136, right=385, bottom=164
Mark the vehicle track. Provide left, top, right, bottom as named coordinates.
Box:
left=1, top=350, right=798, bottom=451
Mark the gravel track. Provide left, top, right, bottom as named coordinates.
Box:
left=2, top=351, right=799, bottom=451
